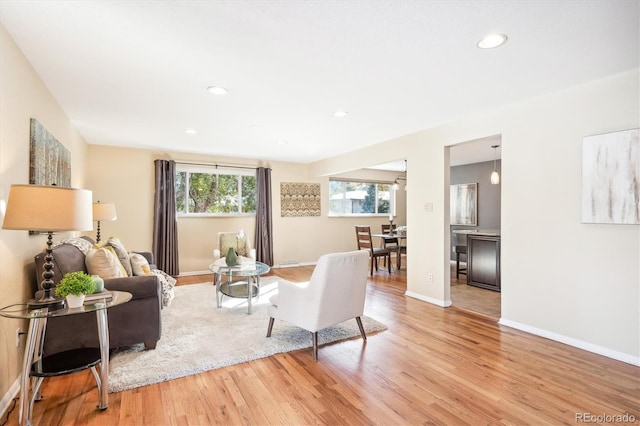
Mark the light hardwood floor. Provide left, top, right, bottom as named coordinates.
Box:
left=4, top=265, right=638, bottom=425
left=449, top=262, right=501, bottom=318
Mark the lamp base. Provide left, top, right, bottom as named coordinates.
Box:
left=27, top=297, right=66, bottom=311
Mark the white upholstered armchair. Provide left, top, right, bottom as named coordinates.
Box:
left=266, top=250, right=370, bottom=361
left=213, top=229, right=256, bottom=261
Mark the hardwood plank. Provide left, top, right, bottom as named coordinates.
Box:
left=5, top=265, right=638, bottom=425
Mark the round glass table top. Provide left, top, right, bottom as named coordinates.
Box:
left=0, top=290, right=132, bottom=320
left=209, top=258, right=270, bottom=277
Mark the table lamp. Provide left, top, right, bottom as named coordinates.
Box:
left=92, top=201, right=117, bottom=243
left=2, top=184, right=93, bottom=304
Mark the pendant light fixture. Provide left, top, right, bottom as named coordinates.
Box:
left=490, top=145, right=500, bottom=185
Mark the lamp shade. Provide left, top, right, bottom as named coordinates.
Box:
left=93, top=202, right=117, bottom=221
left=2, top=184, right=93, bottom=231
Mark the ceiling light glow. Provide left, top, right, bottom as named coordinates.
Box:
left=184, top=128, right=197, bottom=134
left=333, top=110, right=348, bottom=117
left=477, top=33, right=508, bottom=49
left=207, top=86, right=228, bottom=95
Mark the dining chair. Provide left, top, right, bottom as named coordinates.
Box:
left=453, top=232, right=467, bottom=279
left=355, top=225, right=392, bottom=275
left=382, top=224, right=407, bottom=270
left=381, top=224, right=401, bottom=269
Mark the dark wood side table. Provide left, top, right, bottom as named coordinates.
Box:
left=0, top=291, right=132, bottom=426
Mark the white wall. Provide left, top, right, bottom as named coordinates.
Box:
left=310, top=70, right=640, bottom=364
left=0, top=24, right=89, bottom=404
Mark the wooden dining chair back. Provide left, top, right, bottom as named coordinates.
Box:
left=381, top=224, right=399, bottom=247
left=381, top=224, right=406, bottom=270
left=355, top=225, right=392, bottom=275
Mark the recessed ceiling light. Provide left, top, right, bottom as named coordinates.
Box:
left=333, top=110, right=348, bottom=117
left=207, top=86, right=228, bottom=95
left=277, top=140, right=288, bottom=145
left=477, top=33, right=508, bottom=49
left=184, top=128, right=197, bottom=135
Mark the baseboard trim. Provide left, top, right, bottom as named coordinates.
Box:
left=499, top=318, right=640, bottom=366
left=178, top=270, right=210, bottom=277
left=273, top=261, right=316, bottom=269
left=0, top=378, right=19, bottom=422
left=405, top=290, right=452, bottom=307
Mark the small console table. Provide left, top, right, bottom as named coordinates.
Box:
left=0, top=291, right=132, bottom=426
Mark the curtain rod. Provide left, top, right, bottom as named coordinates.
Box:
left=175, top=161, right=268, bottom=171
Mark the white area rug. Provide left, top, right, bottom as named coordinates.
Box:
left=108, top=278, right=387, bottom=392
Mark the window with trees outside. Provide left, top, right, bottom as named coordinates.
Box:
left=175, top=166, right=257, bottom=216
left=328, top=179, right=393, bottom=216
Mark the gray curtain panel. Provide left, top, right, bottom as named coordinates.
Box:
left=255, top=167, right=273, bottom=266
left=153, top=159, right=179, bottom=276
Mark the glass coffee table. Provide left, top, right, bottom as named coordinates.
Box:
left=0, top=291, right=132, bottom=426
left=209, top=258, right=270, bottom=314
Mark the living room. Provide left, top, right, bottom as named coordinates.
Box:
left=1, top=1, right=639, bottom=424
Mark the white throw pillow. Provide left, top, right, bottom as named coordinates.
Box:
left=86, top=247, right=125, bottom=279
left=130, top=252, right=152, bottom=276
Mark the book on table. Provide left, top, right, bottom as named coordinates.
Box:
left=84, top=290, right=113, bottom=303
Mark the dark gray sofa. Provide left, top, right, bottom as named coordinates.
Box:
left=34, top=237, right=162, bottom=355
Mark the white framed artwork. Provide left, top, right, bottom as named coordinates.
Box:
left=581, top=128, right=639, bottom=224
left=450, top=183, right=477, bottom=226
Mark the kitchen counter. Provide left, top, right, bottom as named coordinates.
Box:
left=453, top=230, right=501, bottom=292
left=452, top=229, right=501, bottom=237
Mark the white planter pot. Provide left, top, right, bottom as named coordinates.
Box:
left=66, top=294, right=85, bottom=308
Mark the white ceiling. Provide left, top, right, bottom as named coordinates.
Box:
left=1, top=1, right=638, bottom=166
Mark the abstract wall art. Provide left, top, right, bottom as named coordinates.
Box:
left=30, top=118, right=71, bottom=188
left=280, top=182, right=321, bottom=217
left=582, top=128, right=639, bottom=224
left=450, top=182, right=477, bottom=226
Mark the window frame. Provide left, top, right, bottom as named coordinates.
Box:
left=328, top=178, right=395, bottom=217
left=175, top=165, right=257, bottom=217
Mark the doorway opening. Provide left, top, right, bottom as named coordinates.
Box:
left=448, top=135, right=502, bottom=318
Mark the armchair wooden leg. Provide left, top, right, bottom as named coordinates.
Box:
left=355, top=317, right=367, bottom=341
left=266, top=317, right=274, bottom=337
left=312, top=331, right=318, bottom=361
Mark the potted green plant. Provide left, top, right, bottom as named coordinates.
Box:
left=55, top=271, right=96, bottom=308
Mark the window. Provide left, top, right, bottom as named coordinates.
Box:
left=329, top=179, right=392, bottom=216
left=176, top=166, right=256, bottom=216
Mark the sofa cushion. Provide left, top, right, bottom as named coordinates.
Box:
left=107, top=237, right=133, bottom=276
left=86, top=247, right=126, bottom=279
left=130, top=252, right=152, bottom=276
left=220, top=233, right=247, bottom=257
